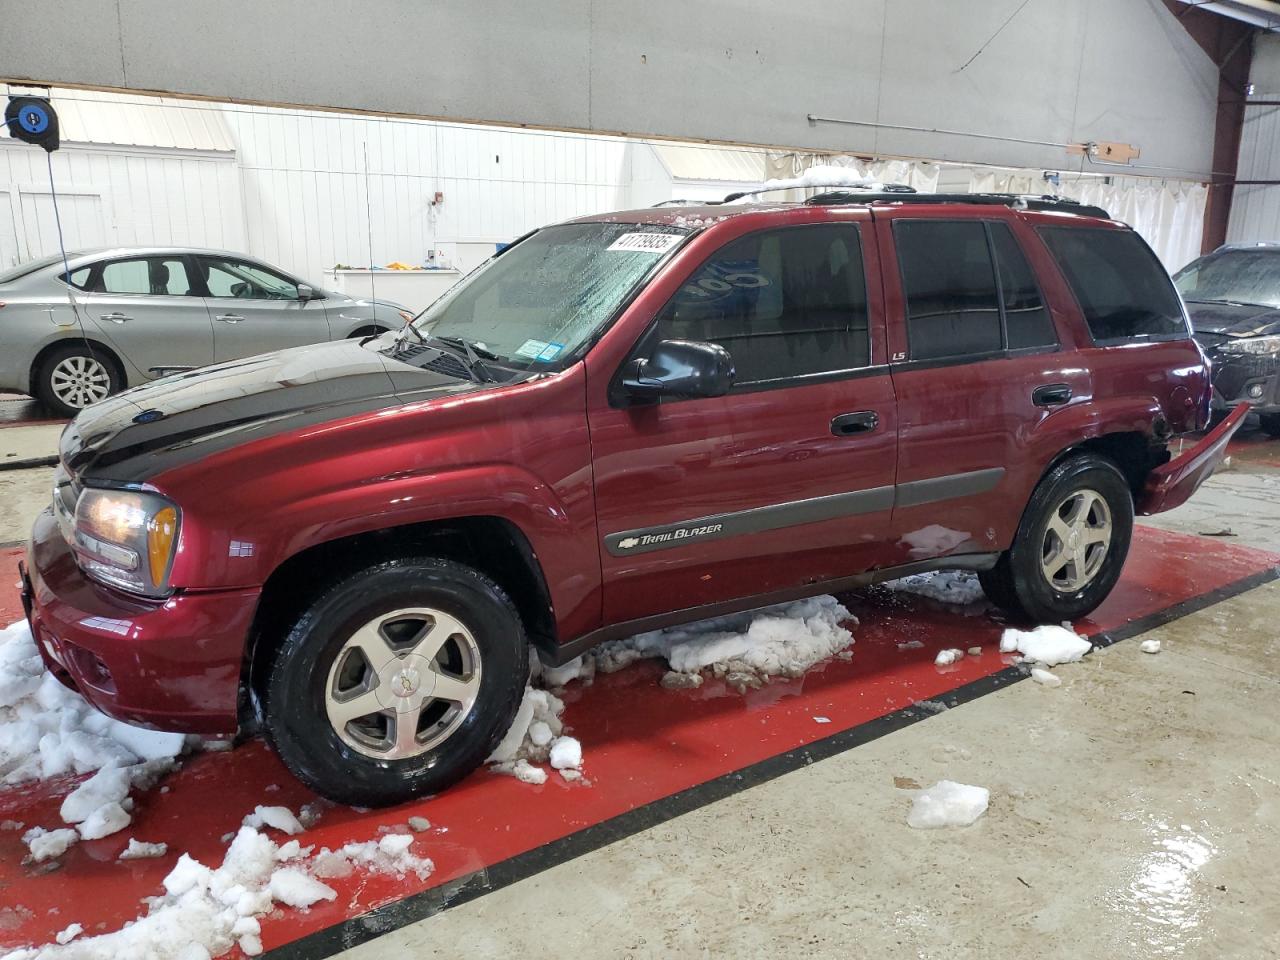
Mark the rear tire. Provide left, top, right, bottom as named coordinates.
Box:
left=1260, top=413, right=1280, bottom=439
left=35, top=344, right=122, bottom=418
left=260, top=557, right=528, bottom=806
left=979, top=454, right=1133, bottom=623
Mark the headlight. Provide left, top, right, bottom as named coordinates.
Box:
left=72, top=489, right=181, bottom=597
left=1221, top=335, right=1280, bottom=356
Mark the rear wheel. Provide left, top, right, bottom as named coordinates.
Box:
left=1260, top=413, right=1280, bottom=439
left=260, top=557, right=528, bottom=806
left=35, top=344, right=121, bottom=418
left=979, top=454, right=1133, bottom=623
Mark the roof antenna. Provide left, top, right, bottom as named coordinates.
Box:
left=362, top=139, right=379, bottom=327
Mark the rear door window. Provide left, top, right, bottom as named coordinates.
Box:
left=652, top=223, right=870, bottom=385
left=990, top=222, right=1055, bottom=349
left=98, top=257, right=194, bottom=296
left=1038, top=227, right=1187, bottom=342
left=895, top=220, right=1002, bottom=360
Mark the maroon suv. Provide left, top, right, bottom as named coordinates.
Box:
left=21, top=192, right=1242, bottom=805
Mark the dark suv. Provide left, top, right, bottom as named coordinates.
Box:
left=21, top=192, right=1241, bottom=805
left=1174, top=241, right=1280, bottom=437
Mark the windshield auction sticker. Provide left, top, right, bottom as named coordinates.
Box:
left=606, top=232, right=683, bottom=254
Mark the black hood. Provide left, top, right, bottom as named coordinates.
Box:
left=1186, top=300, right=1280, bottom=339
left=62, top=337, right=511, bottom=483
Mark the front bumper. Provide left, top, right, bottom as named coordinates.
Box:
left=21, top=508, right=260, bottom=734
left=1205, top=348, right=1280, bottom=414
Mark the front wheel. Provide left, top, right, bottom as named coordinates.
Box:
left=260, top=557, right=528, bottom=806
left=979, top=453, right=1134, bottom=623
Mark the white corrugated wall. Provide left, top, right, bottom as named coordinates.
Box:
left=0, top=142, right=243, bottom=269
left=228, top=106, right=633, bottom=279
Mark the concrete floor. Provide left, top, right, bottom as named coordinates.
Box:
left=344, top=583, right=1280, bottom=960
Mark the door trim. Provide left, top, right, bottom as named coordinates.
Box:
left=603, top=466, right=1006, bottom=557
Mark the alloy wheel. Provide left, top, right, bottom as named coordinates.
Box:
left=324, top=607, right=482, bottom=760
left=1040, top=488, right=1112, bottom=593
left=50, top=355, right=111, bottom=409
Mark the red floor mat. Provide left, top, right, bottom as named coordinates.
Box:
left=0, top=526, right=1276, bottom=957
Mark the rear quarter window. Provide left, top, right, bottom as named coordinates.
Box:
left=1038, top=226, right=1188, bottom=343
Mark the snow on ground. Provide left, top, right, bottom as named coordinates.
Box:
left=593, top=595, right=855, bottom=691
left=486, top=686, right=580, bottom=785
left=1000, top=625, right=1092, bottom=666
left=1030, top=666, right=1062, bottom=687
left=933, top=649, right=965, bottom=666
left=0, top=621, right=186, bottom=786
left=491, top=597, right=856, bottom=783
left=117, top=839, right=167, bottom=860
left=886, top=569, right=988, bottom=608
left=1, top=814, right=433, bottom=960
left=906, top=780, right=990, bottom=829
left=1140, top=639, right=1162, bottom=654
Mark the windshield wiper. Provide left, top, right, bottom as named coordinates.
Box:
left=420, top=334, right=497, bottom=383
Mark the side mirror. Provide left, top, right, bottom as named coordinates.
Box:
left=622, top=339, right=735, bottom=403
left=296, top=283, right=315, bottom=301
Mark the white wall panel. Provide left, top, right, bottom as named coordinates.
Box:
left=1227, top=34, right=1280, bottom=245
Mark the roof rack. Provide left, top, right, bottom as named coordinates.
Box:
left=804, top=191, right=1111, bottom=219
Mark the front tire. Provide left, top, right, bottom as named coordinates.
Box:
left=260, top=557, right=528, bottom=806
left=979, top=454, right=1134, bottom=623
left=1260, top=412, right=1280, bottom=439
left=35, top=344, right=121, bottom=418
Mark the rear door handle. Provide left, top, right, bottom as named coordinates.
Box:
left=1032, top=383, right=1072, bottom=407
left=100, top=312, right=131, bottom=324
left=215, top=314, right=245, bottom=323
left=831, top=410, right=879, bottom=436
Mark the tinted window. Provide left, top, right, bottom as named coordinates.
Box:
left=990, top=222, right=1055, bottom=349
left=199, top=257, right=299, bottom=300
left=1039, top=227, right=1186, bottom=342
left=653, top=224, right=869, bottom=384
left=896, top=220, right=1001, bottom=360
left=98, top=257, right=194, bottom=296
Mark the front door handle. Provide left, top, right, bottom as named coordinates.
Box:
left=831, top=410, right=879, bottom=436
left=1032, top=383, right=1072, bottom=407
left=215, top=314, right=245, bottom=323
left=100, top=312, right=131, bottom=324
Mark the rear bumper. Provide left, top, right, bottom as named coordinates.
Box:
left=21, top=508, right=259, bottom=734
left=1136, top=404, right=1249, bottom=516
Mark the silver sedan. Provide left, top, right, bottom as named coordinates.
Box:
left=0, top=247, right=412, bottom=417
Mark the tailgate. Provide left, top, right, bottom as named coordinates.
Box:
left=1136, top=404, right=1249, bottom=516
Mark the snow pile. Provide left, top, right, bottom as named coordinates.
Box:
left=906, top=780, right=990, bottom=829
left=933, top=649, right=965, bottom=667
left=486, top=687, right=581, bottom=785
left=0, top=621, right=185, bottom=786
left=22, top=826, right=78, bottom=863
left=243, top=805, right=304, bottom=835
left=887, top=570, right=987, bottom=607
left=118, top=839, right=167, bottom=860
left=999, top=625, right=1091, bottom=666
left=2, top=823, right=433, bottom=959
left=1030, top=666, right=1062, bottom=687
left=1140, top=639, right=1162, bottom=655
left=593, top=596, right=855, bottom=692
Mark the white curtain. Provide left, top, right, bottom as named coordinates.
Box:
left=765, top=153, right=941, bottom=200
left=968, top=170, right=1207, bottom=271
